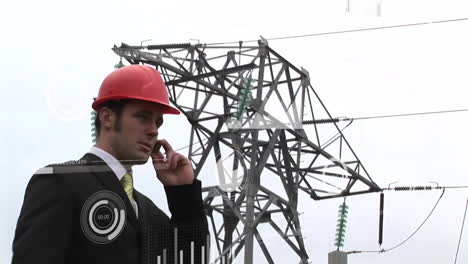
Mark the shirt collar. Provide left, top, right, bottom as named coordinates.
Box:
left=88, top=146, right=131, bottom=181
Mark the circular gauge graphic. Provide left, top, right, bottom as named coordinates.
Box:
left=80, top=191, right=126, bottom=244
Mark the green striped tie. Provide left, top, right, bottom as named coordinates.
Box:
left=121, top=172, right=134, bottom=202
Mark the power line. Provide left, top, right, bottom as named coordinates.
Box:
left=205, top=17, right=468, bottom=46
left=351, top=108, right=468, bottom=121
left=348, top=188, right=446, bottom=255
left=172, top=108, right=468, bottom=152
left=302, top=108, right=468, bottom=125
left=454, top=195, right=468, bottom=264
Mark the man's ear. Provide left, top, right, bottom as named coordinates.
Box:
left=99, top=107, right=115, bottom=130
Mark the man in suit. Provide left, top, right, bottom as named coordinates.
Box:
left=12, top=65, right=210, bottom=264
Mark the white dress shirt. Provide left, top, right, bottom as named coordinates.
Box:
left=88, top=146, right=138, bottom=218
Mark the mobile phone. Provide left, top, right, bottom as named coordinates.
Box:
left=152, top=142, right=162, bottom=155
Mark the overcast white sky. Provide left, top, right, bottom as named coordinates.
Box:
left=1, top=0, right=468, bottom=263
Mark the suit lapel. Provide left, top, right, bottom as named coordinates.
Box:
left=80, top=153, right=140, bottom=230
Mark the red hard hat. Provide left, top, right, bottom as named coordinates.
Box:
left=92, top=65, right=180, bottom=115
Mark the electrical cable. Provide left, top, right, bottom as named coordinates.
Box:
left=351, top=108, right=468, bottom=121
left=382, top=188, right=445, bottom=253
left=170, top=108, right=468, bottom=155
left=204, top=17, right=468, bottom=46
left=302, top=108, right=468, bottom=125
left=322, top=119, right=354, bottom=149
left=348, top=188, right=446, bottom=254
left=454, top=195, right=468, bottom=264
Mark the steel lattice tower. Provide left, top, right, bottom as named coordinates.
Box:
left=112, top=39, right=381, bottom=264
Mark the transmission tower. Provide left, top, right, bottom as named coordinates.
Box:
left=112, top=39, right=381, bottom=264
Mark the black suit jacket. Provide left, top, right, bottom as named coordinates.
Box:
left=12, top=153, right=209, bottom=264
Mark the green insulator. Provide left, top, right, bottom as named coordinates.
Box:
left=114, top=58, right=125, bottom=69
left=334, top=199, right=349, bottom=250
left=236, top=76, right=254, bottom=120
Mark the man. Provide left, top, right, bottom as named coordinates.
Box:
left=12, top=65, right=209, bottom=264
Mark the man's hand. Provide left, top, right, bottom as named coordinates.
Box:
left=150, top=139, right=194, bottom=186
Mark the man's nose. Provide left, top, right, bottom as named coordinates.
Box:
left=147, top=122, right=158, bottom=139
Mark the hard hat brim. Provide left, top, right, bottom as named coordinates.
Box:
left=92, top=96, right=180, bottom=115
